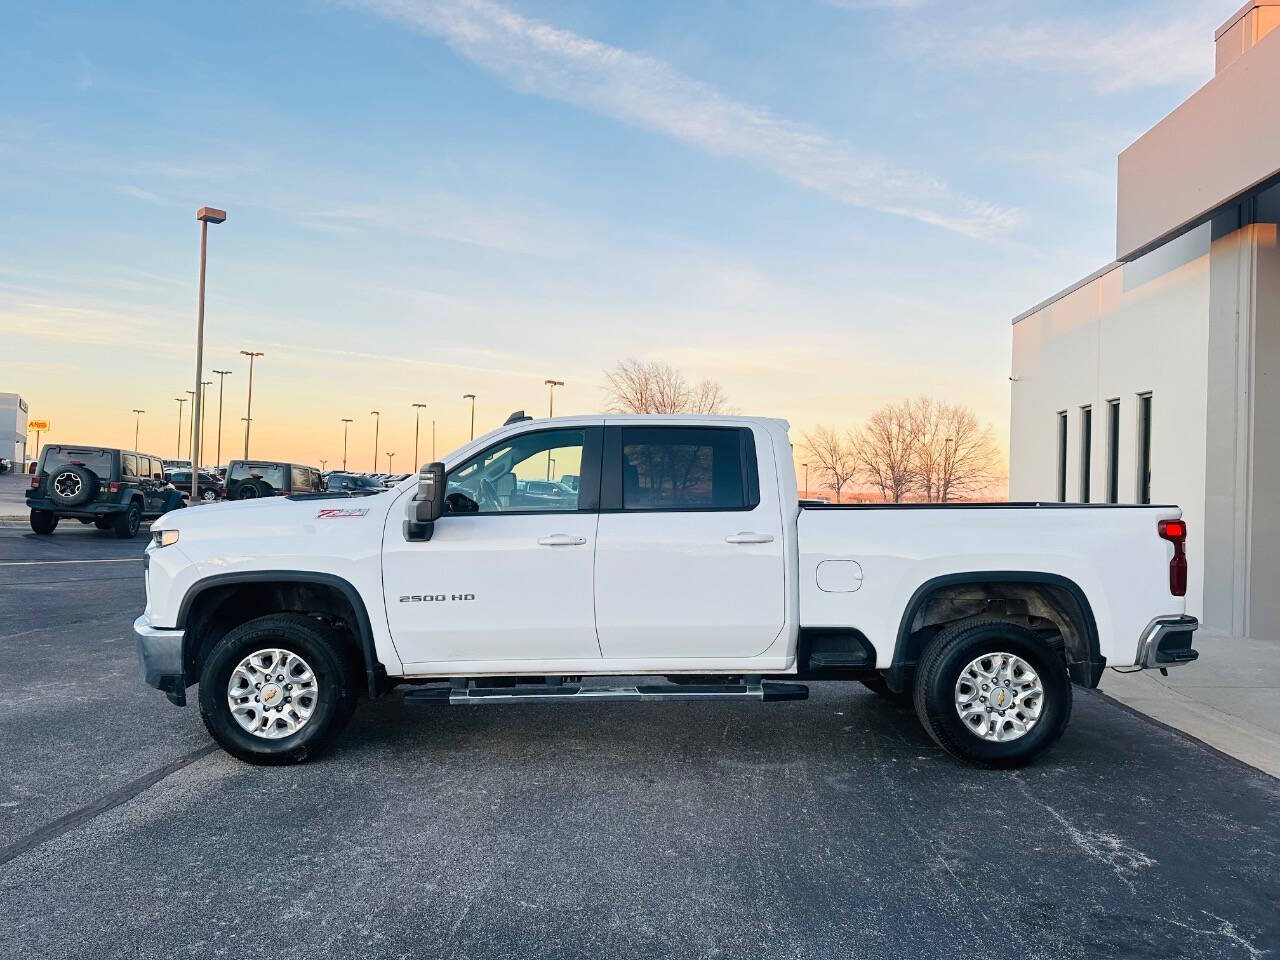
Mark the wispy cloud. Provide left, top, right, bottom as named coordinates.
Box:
left=824, top=0, right=923, bottom=9
left=919, top=12, right=1212, bottom=93
left=352, top=0, right=1018, bottom=238
left=115, top=184, right=163, bottom=204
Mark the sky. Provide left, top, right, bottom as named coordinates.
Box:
left=0, top=0, right=1238, bottom=473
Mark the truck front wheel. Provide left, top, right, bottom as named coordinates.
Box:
left=912, top=617, right=1071, bottom=768
left=198, top=613, right=358, bottom=765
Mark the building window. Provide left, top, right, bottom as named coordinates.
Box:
left=1106, top=399, right=1120, bottom=503
left=1056, top=411, right=1068, bottom=503
left=1137, top=392, right=1152, bottom=504
left=1079, top=406, right=1092, bottom=503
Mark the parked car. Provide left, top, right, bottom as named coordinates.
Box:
left=323, top=472, right=387, bottom=495
left=224, top=460, right=322, bottom=500
left=166, top=469, right=226, bottom=503
left=137, top=414, right=1199, bottom=766
left=28, top=444, right=183, bottom=538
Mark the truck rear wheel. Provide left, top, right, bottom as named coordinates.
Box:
left=111, top=502, right=142, bottom=539
left=912, top=617, right=1071, bottom=768
left=199, top=613, right=358, bottom=765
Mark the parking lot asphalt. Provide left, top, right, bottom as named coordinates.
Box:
left=0, top=525, right=1277, bottom=960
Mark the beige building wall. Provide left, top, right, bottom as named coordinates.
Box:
left=1010, top=228, right=1213, bottom=622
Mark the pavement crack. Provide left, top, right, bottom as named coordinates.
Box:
left=0, top=744, right=218, bottom=868
left=1168, top=912, right=1270, bottom=959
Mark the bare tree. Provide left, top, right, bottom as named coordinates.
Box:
left=602, top=359, right=731, bottom=414
left=856, top=400, right=918, bottom=503
left=802, top=426, right=859, bottom=503
left=910, top=397, right=1001, bottom=502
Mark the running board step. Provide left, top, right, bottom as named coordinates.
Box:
left=403, top=681, right=808, bottom=705
left=807, top=652, right=871, bottom=669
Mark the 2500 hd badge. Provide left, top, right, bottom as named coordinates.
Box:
left=399, top=593, right=476, bottom=602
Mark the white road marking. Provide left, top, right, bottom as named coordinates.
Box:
left=0, top=558, right=144, bottom=566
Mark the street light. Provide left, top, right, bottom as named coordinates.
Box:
left=544, top=379, right=564, bottom=418
left=212, top=369, right=232, bottom=469
left=341, top=418, right=353, bottom=471
left=386, top=452, right=395, bottom=473
left=802, top=462, right=809, bottom=496
left=320, top=458, right=328, bottom=472
left=173, top=397, right=187, bottom=459
left=185, top=390, right=196, bottom=462
left=462, top=393, right=476, bottom=440
left=198, top=380, right=212, bottom=471
left=132, top=409, right=145, bottom=451
left=240, top=350, right=264, bottom=458
left=370, top=410, right=380, bottom=472
left=191, top=206, right=226, bottom=502
left=412, top=402, right=428, bottom=468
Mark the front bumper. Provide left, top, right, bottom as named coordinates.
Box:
left=1135, top=615, right=1200, bottom=670
left=134, top=614, right=187, bottom=706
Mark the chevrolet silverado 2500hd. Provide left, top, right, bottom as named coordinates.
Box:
left=135, top=414, right=1199, bottom=767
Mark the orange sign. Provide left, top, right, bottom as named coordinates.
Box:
left=28, top=419, right=49, bottom=431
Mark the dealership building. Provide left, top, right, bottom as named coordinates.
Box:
left=0, top=392, right=29, bottom=469
left=1009, top=2, right=1280, bottom=641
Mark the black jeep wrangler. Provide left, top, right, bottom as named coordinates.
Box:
left=27, top=445, right=184, bottom=538
left=225, top=460, right=322, bottom=500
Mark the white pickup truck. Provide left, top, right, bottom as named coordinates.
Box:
left=135, top=414, right=1199, bottom=767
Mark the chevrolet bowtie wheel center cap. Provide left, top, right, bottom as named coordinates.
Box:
left=954, top=652, right=1045, bottom=743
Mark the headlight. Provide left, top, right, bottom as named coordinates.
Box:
left=150, top=529, right=180, bottom=548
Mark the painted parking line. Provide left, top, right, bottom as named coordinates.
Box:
left=0, top=558, right=144, bottom=566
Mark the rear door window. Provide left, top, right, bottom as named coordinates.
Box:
left=121, top=454, right=138, bottom=477
left=619, top=427, right=755, bottom=511
left=291, top=465, right=314, bottom=491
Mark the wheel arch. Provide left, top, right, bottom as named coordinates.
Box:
left=176, top=571, right=384, bottom=697
left=886, top=571, right=1102, bottom=694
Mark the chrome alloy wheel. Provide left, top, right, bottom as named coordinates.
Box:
left=954, top=652, right=1044, bottom=742
left=227, top=648, right=319, bottom=739
left=53, top=471, right=83, bottom=499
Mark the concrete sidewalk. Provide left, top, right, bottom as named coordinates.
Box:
left=1098, top=630, right=1280, bottom=778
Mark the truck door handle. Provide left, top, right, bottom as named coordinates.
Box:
left=538, top=534, right=587, bottom=546
left=725, top=532, right=775, bottom=544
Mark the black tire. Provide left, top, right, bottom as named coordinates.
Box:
left=233, top=480, right=264, bottom=500
left=913, top=617, right=1072, bottom=768
left=111, top=502, right=142, bottom=539
left=859, top=673, right=913, bottom=707
left=198, top=613, right=358, bottom=765
left=94, top=516, right=113, bottom=530
left=29, top=509, right=58, bottom=535
left=47, top=463, right=98, bottom=507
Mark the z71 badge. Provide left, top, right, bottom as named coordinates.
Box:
left=316, top=507, right=369, bottom=519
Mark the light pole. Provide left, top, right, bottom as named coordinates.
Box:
left=185, top=390, right=196, bottom=462
left=173, top=397, right=187, bottom=458
left=341, top=418, right=353, bottom=471
left=320, top=459, right=328, bottom=472
left=802, top=462, right=809, bottom=497
left=412, top=402, right=427, bottom=468
left=370, top=410, right=380, bottom=472
left=212, top=369, right=232, bottom=469
left=132, top=409, right=145, bottom=451
left=543, top=380, right=564, bottom=479
left=240, top=350, right=264, bottom=458
left=386, top=452, right=395, bottom=473
left=462, top=393, right=476, bottom=440
left=544, top=379, right=564, bottom=417
left=191, top=206, right=226, bottom=502
left=198, top=380, right=212, bottom=471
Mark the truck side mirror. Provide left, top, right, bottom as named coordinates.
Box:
left=404, top=461, right=446, bottom=542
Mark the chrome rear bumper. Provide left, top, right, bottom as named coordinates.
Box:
left=1135, top=615, right=1200, bottom=670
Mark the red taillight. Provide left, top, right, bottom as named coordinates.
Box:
left=1158, top=519, right=1188, bottom=597
left=29, top=475, right=38, bottom=489
left=108, top=481, right=120, bottom=493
